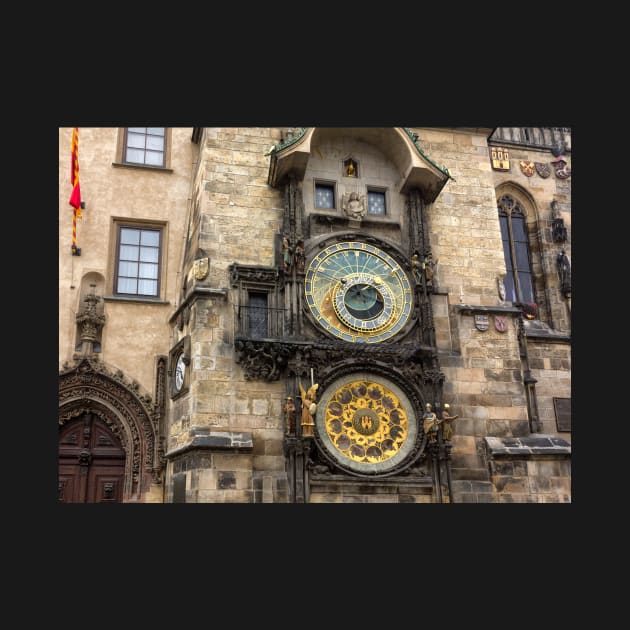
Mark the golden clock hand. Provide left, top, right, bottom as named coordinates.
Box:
left=315, top=270, right=347, bottom=284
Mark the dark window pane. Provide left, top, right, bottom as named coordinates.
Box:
left=499, top=195, right=513, bottom=210
left=499, top=215, right=510, bottom=241
left=248, top=292, right=268, bottom=338
left=315, top=184, right=335, bottom=209
left=503, top=273, right=516, bottom=302
left=367, top=191, right=386, bottom=215
left=501, top=232, right=512, bottom=271
left=518, top=272, right=534, bottom=303
left=511, top=216, right=528, bottom=241
left=514, top=242, right=531, bottom=271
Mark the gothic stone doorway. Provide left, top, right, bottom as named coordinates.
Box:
left=58, top=412, right=126, bottom=503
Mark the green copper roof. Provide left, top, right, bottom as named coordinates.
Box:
left=267, top=128, right=308, bottom=154
left=267, top=127, right=452, bottom=179
left=401, top=127, right=452, bottom=179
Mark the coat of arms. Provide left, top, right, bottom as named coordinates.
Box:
left=192, top=257, right=209, bottom=280
left=535, top=162, right=551, bottom=178
left=474, top=314, right=489, bottom=331
left=552, top=156, right=571, bottom=179
left=519, top=160, right=535, bottom=177
left=490, top=147, right=510, bottom=171
left=494, top=315, right=508, bottom=333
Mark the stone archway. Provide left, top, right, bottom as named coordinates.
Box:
left=58, top=357, right=163, bottom=502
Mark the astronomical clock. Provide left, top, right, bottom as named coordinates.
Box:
left=303, top=240, right=424, bottom=477
left=304, top=241, right=413, bottom=344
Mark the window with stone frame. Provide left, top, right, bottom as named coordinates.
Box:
left=113, top=222, right=163, bottom=298
left=123, top=127, right=166, bottom=167
left=229, top=264, right=285, bottom=340
left=314, top=181, right=336, bottom=209
left=498, top=195, right=535, bottom=304
left=367, top=188, right=387, bottom=215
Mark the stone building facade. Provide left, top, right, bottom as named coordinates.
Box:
left=58, top=126, right=571, bottom=503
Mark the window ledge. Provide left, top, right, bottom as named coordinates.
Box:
left=310, top=210, right=401, bottom=226
left=104, top=295, right=170, bottom=305
left=485, top=435, right=571, bottom=456
left=112, top=162, right=173, bottom=173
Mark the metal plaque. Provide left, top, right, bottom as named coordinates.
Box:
left=172, top=473, right=187, bottom=503
left=553, top=397, right=571, bottom=432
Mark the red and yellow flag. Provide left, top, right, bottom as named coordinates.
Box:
left=69, top=127, right=82, bottom=219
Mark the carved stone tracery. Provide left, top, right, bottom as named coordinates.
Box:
left=58, top=357, right=162, bottom=499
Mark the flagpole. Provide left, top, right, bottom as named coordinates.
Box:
left=72, top=208, right=80, bottom=256
left=70, top=127, right=82, bottom=256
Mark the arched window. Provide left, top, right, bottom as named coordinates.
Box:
left=498, top=195, right=535, bottom=304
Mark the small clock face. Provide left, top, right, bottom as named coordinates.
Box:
left=315, top=373, right=418, bottom=474
left=174, top=353, right=185, bottom=392
left=304, top=241, right=413, bottom=343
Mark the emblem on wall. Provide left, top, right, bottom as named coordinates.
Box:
left=192, top=257, right=209, bottom=280
left=535, top=162, right=551, bottom=178
left=341, top=192, right=367, bottom=219
left=490, top=147, right=510, bottom=171
left=522, top=302, right=538, bottom=320
left=494, top=315, right=508, bottom=332
left=474, top=314, right=489, bottom=331
left=496, top=275, right=506, bottom=302
left=552, top=156, right=571, bottom=179
left=519, top=160, right=536, bottom=177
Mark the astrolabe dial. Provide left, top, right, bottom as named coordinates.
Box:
left=304, top=241, right=412, bottom=343
left=315, top=373, right=419, bottom=475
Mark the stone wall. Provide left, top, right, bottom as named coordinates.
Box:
left=58, top=127, right=195, bottom=395
left=168, top=128, right=288, bottom=483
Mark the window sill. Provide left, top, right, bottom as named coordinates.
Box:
left=310, top=210, right=400, bottom=226
left=104, top=295, right=170, bottom=305
left=112, top=162, right=173, bottom=173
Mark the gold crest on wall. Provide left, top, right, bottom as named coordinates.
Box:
left=192, top=257, right=209, bottom=281
left=490, top=147, right=510, bottom=171
left=519, top=160, right=536, bottom=177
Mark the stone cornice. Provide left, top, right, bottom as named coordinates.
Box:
left=168, top=286, right=228, bottom=325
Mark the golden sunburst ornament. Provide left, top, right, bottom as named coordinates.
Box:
left=324, top=379, right=409, bottom=464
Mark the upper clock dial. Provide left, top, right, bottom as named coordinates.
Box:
left=304, top=241, right=412, bottom=343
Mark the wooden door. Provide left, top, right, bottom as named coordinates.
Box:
left=58, top=413, right=126, bottom=503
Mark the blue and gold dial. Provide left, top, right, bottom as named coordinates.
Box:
left=304, top=241, right=412, bottom=343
